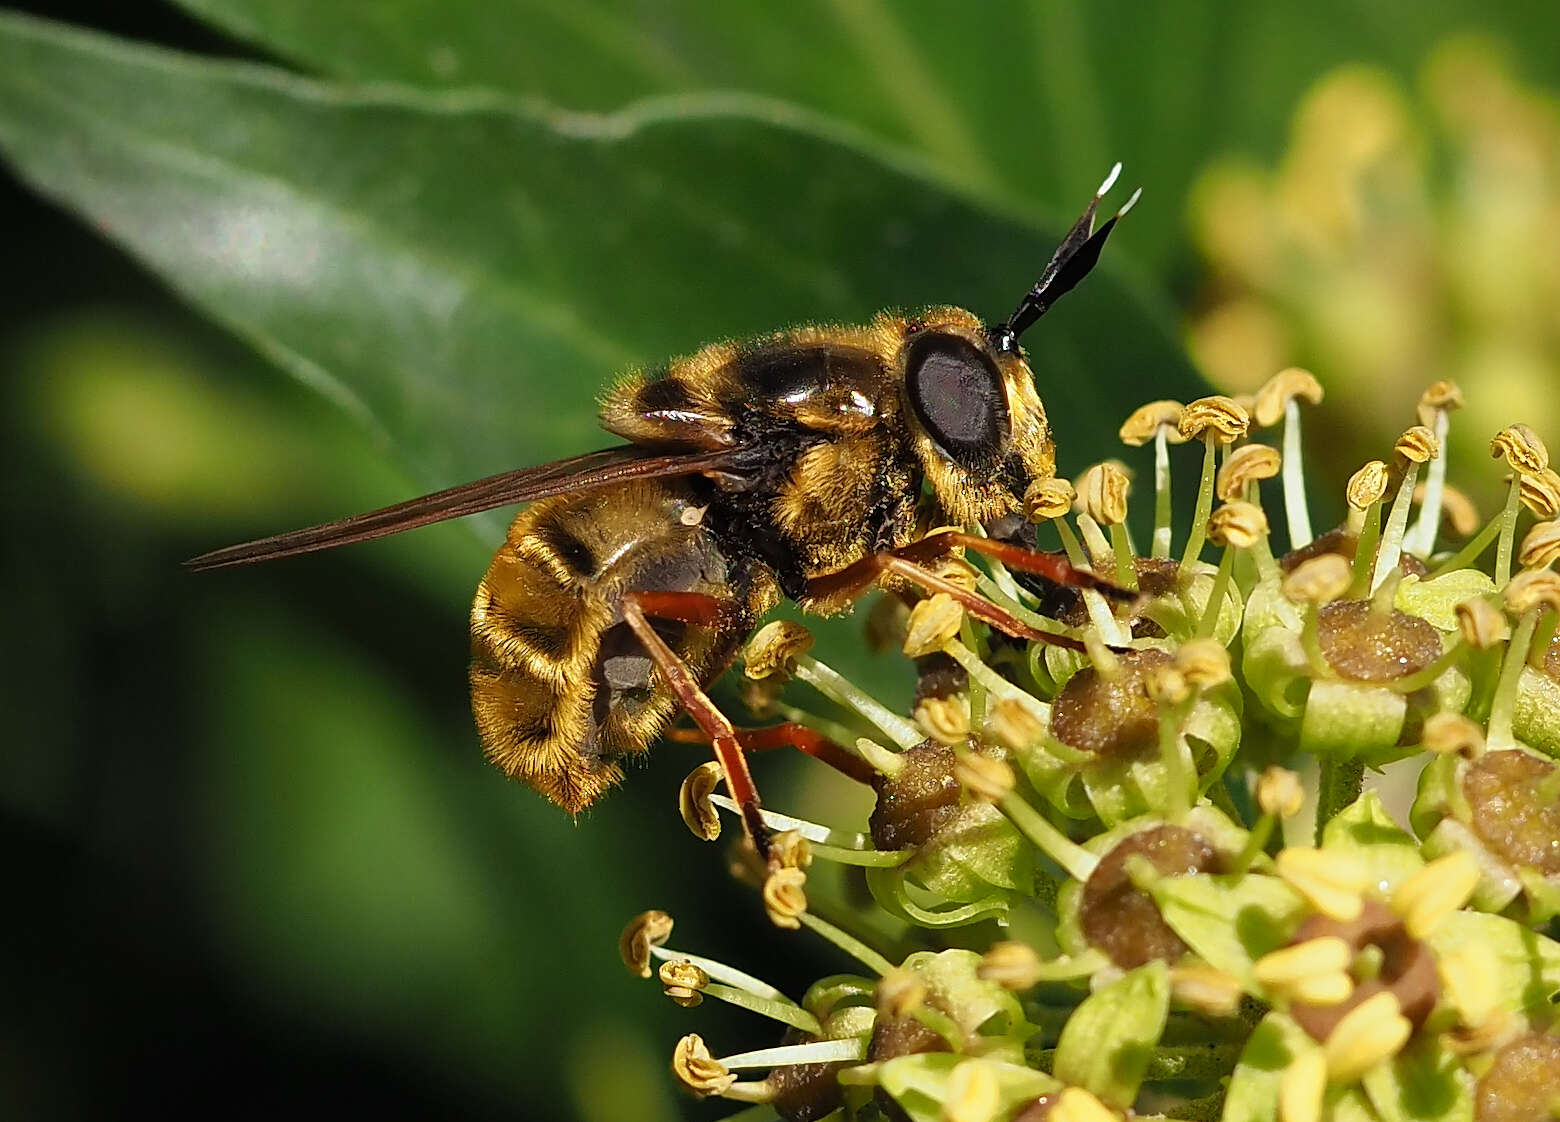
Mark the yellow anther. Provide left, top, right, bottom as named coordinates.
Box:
left=762, top=866, right=808, bottom=930
left=1077, top=460, right=1132, bottom=526
left=944, top=1059, right=1002, bottom=1122
left=1170, top=964, right=1245, bottom=1016
left=1504, top=569, right=1560, bottom=616
left=1278, top=1047, right=1326, bottom=1122
left=672, top=1034, right=736, bottom=1096
left=1179, top=395, right=1251, bottom=444
left=1282, top=554, right=1353, bottom=606
left=915, top=695, right=970, bottom=745
left=1392, top=850, right=1480, bottom=939
left=1491, top=423, right=1550, bottom=477
left=1438, top=943, right=1500, bottom=1030
left=1256, top=766, right=1306, bottom=819
left=953, top=752, right=1016, bottom=804
left=1176, top=637, right=1233, bottom=689
left=1147, top=666, right=1191, bottom=707
left=1049, top=1086, right=1121, bottom=1122
left=1415, top=379, right=1464, bottom=428
left=770, top=828, right=813, bottom=871
left=903, top=593, right=964, bottom=658
left=743, top=619, right=813, bottom=680
left=1394, top=424, right=1439, bottom=464
left=1120, top=400, right=1188, bottom=446
left=619, top=909, right=675, bottom=978
left=978, top=941, right=1045, bottom=991
left=1275, top=848, right=1367, bottom=922
left=1287, top=971, right=1355, bottom=1007
left=1253, top=937, right=1353, bottom=992
left=1253, top=367, right=1324, bottom=429
left=1323, top=992, right=1412, bottom=1084
left=1520, top=468, right=1560, bottom=520
left=1208, top=500, right=1269, bottom=549
left=876, top=967, right=926, bottom=1018
left=1455, top=596, right=1510, bottom=649
left=988, top=698, right=1046, bottom=752
left=1519, top=519, right=1560, bottom=570
left=659, top=959, right=709, bottom=1007
left=1025, top=477, right=1077, bottom=522
left=679, top=760, right=724, bottom=842
left=1420, top=711, right=1486, bottom=758
left=1216, top=442, right=1282, bottom=502
left=1346, top=460, right=1391, bottom=510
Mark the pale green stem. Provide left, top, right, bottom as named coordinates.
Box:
left=1282, top=397, right=1314, bottom=548
left=1405, top=409, right=1450, bottom=557
left=1494, top=476, right=1525, bottom=589
left=1371, top=463, right=1421, bottom=593
left=649, top=944, right=796, bottom=1003
left=999, top=792, right=1097, bottom=881
left=1153, top=427, right=1174, bottom=558
left=774, top=702, right=865, bottom=757
left=1487, top=609, right=1538, bottom=752
left=1052, top=517, right=1089, bottom=569
left=1347, top=502, right=1384, bottom=599
left=1197, top=548, right=1236, bottom=639
left=1157, top=702, right=1194, bottom=815
left=960, top=617, right=987, bottom=733
left=1077, top=512, right=1112, bottom=565
left=808, top=841, right=911, bottom=867
left=797, top=911, right=895, bottom=978
left=1314, top=757, right=1365, bottom=844
left=1385, top=642, right=1464, bottom=694
left=1430, top=508, right=1508, bottom=578
left=943, top=639, right=1051, bottom=721
left=1180, top=437, right=1219, bottom=567
left=720, top=1037, right=867, bottom=1071
left=1229, top=814, right=1277, bottom=876
left=793, top=655, right=922, bottom=750
left=1109, top=522, right=1138, bottom=590
left=702, top=985, right=822, bottom=1035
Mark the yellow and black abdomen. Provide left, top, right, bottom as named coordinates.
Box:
left=469, top=479, right=775, bottom=814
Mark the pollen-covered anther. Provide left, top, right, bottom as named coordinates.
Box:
left=1323, top=992, right=1413, bottom=1084
left=1415, top=379, right=1464, bottom=427
left=978, top=941, right=1045, bottom=991
left=770, top=828, right=812, bottom=871
left=1282, top=553, right=1353, bottom=606
left=929, top=556, right=981, bottom=593
left=1176, top=636, right=1232, bottom=689
left=679, top=760, right=724, bottom=842
left=672, top=1034, right=736, bottom=1097
left=1147, top=666, right=1190, bottom=707
left=1207, top=500, right=1269, bottom=549
left=1216, top=442, right=1282, bottom=502
left=876, top=966, right=926, bottom=1018
left=1025, top=477, right=1077, bottom=522
left=1420, top=711, right=1486, bottom=758
left=1503, top=569, right=1560, bottom=616
left=743, top=619, right=813, bottom=680
left=1279, top=1048, right=1326, bottom=1122
left=762, top=866, right=808, bottom=930
left=1119, top=399, right=1187, bottom=446
left=1393, top=424, right=1439, bottom=465
left=1077, top=460, right=1131, bottom=525
left=1170, top=964, right=1245, bottom=1016
left=659, top=959, right=709, bottom=1008
left=1179, top=394, right=1251, bottom=444
left=915, top=695, right=970, bottom=745
left=953, top=752, right=1015, bottom=804
left=1049, top=1086, right=1122, bottom=1122
left=944, top=1059, right=1001, bottom=1122
left=1346, top=460, right=1391, bottom=510
left=902, top=593, right=964, bottom=658
left=1253, top=936, right=1353, bottom=997
left=1519, top=519, right=1560, bottom=570
left=988, top=698, right=1045, bottom=752
left=1256, top=766, right=1306, bottom=819
left=1253, top=367, right=1324, bottom=428
left=1392, top=851, right=1479, bottom=940
left=1437, top=943, right=1501, bottom=1032
left=1275, top=848, right=1367, bottom=922
left=619, top=909, right=675, bottom=978
left=1490, top=423, right=1550, bottom=477
left=1519, top=467, right=1560, bottom=519
left=1455, top=596, right=1509, bottom=649
left=1416, top=481, right=1480, bottom=537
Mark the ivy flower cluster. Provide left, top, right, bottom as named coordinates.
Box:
left=618, top=371, right=1560, bottom=1122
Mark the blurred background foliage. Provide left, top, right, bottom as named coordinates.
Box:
left=0, top=2, right=1555, bottom=1119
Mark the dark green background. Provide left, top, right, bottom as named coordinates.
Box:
left=2, top=3, right=1556, bottom=1119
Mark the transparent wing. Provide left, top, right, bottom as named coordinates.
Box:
left=185, top=445, right=736, bottom=570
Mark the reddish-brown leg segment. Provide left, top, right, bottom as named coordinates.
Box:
left=806, top=531, right=1127, bottom=652
left=671, top=721, right=877, bottom=785
left=621, top=590, right=775, bottom=863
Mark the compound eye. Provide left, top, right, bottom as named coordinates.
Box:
left=905, top=333, right=1009, bottom=466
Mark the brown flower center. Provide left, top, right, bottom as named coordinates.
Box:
left=1316, top=600, right=1443, bottom=682
left=1280, top=527, right=1430, bottom=578
left=869, top=743, right=960, bottom=851
left=1051, top=648, right=1175, bottom=759
left=1287, top=899, right=1439, bottom=1042
left=1080, top=825, right=1221, bottom=968
left=1463, top=750, right=1560, bottom=875
left=1475, top=1032, right=1560, bottom=1122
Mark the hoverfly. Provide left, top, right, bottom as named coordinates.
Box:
left=190, top=167, right=1140, bottom=862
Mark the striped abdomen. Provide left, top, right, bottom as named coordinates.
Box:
left=469, top=480, right=773, bottom=814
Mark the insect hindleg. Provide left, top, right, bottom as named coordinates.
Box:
left=620, top=590, right=775, bottom=862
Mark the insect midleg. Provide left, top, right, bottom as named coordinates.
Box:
left=621, top=590, right=775, bottom=864
left=669, top=722, right=876, bottom=784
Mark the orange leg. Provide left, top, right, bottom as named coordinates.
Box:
left=671, top=721, right=877, bottom=785
left=621, top=590, right=775, bottom=863
left=806, top=531, right=1126, bottom=651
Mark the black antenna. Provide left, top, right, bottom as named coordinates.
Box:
left=991, top=163, right=1141, bottom=353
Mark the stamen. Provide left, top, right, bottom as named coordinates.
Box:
left=1487, top=590, right=1545, bottom=752
left=998, top=790, right=1098, bottom=881
left=1405, top=381, right=1462, bottom=555
left=1279, top=1047, right=1326, bottom=1122
left=1254, top=370, right=1323, bottom=547
left=707, top=793, right=864, bottom=848
left=1371, top=427, right=1436, bottom=591
left=791, top=654, right=922, bottom=749
left=1322, top=992, right=1412, bottom=1083
left=1120, top=400, right=1185, bottom=559
left=1391, top=850, right=1479, bottom=938
left=718, top=1037, right=868, bottom=1071
left=796, top=911, right=894, bottom=977
left=1275, top=847, right=1366, bottom=921
left=1180, top=396, right=1251, bottom=565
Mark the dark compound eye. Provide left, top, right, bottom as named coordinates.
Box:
left=905, top=333, right=1008, bottom=466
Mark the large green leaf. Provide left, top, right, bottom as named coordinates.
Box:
left=0, top=12, right=1203, bottom=518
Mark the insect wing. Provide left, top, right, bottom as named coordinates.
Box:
left=185, top=446, right=736, bottom=570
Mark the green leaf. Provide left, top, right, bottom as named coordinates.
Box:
left=1423, top=911, right=1560, bottom=1018
left=1221, top=1013, right=1318, bottom=1122
left=1362, top=1037, right=1473, bottom=1122
left=1151, top=872, right=1306, bottom=983
left=875, top=1053, right=1057, bottom=1122
left=0, top=13, right=1203, bottom=513
left=1052, top=960, right=1169, bottom=1110
left=1320, top=790, right=1425, bottom=895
